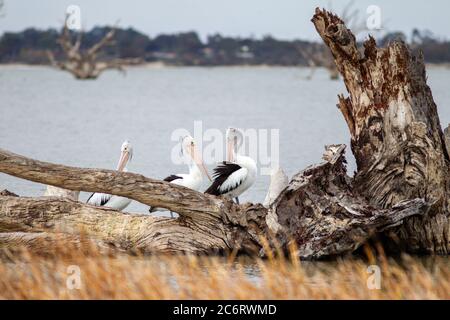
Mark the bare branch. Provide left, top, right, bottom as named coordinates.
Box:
left=0, top=148, right=225, bottom=220
left=86, top=28, right=116, bottom=58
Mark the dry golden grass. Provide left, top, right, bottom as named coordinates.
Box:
left=0, top=241, right=448, bottom=300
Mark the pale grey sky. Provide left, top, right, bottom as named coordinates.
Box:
left=1, top=0, right=449, bottom=41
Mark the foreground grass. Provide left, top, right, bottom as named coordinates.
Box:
left=0, top=242, right=448, bottom=299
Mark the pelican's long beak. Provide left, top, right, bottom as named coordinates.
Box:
left=227, top=138, right=236, bottom=162
left=116, top=150, right=130, bottom=172
left=191, top=145, right=212, bottom=182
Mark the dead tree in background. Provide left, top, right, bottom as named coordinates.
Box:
left=299, top=0, right=366, bottom=80
left=298, top=43, right=339, bottom=80
left=47, top=17, right=141, bottom=79
left=0, top=9, right=448, bottom=257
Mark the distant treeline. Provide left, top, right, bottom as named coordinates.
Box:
left=0, top=27, right=449, bottom=66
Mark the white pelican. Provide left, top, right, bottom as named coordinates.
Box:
left=263, top=167, right=288, bottom=207
left=86, top=140, right=133, bottom=211
left=149, top=135, right=211, bottom=217
left=205, top=127, right=257, bottom=204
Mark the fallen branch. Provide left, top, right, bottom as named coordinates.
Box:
left=0, top=145, right=427, bottom=258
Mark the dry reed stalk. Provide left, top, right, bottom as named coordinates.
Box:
left=0, top=240, right=448, bottom=300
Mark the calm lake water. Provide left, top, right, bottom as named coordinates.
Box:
left=1, top=65, right=450, bottom=215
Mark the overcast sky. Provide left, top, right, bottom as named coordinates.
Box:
left=1, top=0, right=449, bottom=41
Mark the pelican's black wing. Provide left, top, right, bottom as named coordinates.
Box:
left=163, top=175, right=183, bottom=182
left=86, top=192, right=112, bottom=206
left=205, top=162, right=243, bottom=196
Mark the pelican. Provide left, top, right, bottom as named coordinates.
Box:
left=263, top=166, right=288, bottom=207
left=205, top=127, right=257, bottom=204
left=149, top=135, right=211, bottom=216
left=86, top=140, right=133, bottom=211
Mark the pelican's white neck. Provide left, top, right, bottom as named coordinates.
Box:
left=188, top=161, right=202, bottom=177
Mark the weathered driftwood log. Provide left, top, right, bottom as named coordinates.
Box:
left=44, top=185, right=79, bottom=200
left=312, top=8, right=449, bottom=254
left=0, top=232, right=116, bottom=257
left=1, top=9, right=447, bottom=257
left=47, top=17, right=141, bottom=79
left=0, top=146, right=427, bottom=258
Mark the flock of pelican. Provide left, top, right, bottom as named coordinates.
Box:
left=81, top=127, right=276, bottom=216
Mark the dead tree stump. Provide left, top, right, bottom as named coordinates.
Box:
left=312, top=8, right=449, bottom=254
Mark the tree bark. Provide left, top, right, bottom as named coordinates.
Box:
left=0, top=145, right=427, bottom=258
left=312, top=8, right=449, bottom=254
left=0, top=232, right=115, bottom=256
left=0, top=195, right=236, bottom=254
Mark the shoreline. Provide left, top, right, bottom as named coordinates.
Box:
left=1, top=62, right=450, bottom=69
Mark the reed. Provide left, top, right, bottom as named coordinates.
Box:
left=0, top=241, right=448, bottom=299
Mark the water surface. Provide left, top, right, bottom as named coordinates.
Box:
left=1, top=65, right=450, bottom=215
